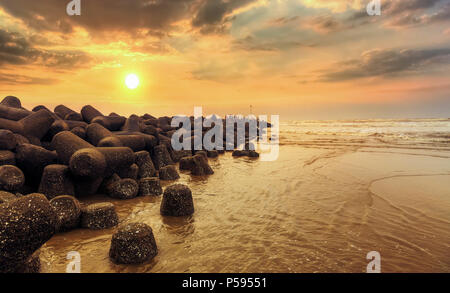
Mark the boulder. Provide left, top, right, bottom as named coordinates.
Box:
left=14, top=250, right=41, bottom=273
left=38, top=165, right=75, bottom=199
left=50, top=195, right=81, bottom=232
left=159, top=165, right=180, bottom=181
left=206, top=150, right=219, bottom=158
left=70, top=126, right=86, bottom=139
left=86, top=123, right=114, bottom=146
left=0, top=150, right=16, bottom=166
left=135, top=151, right=156, bottom=178
left=106, top=178, right=139, bottom=200
left=0, top=129, right=17, bottom=150
left=191, top=154, right=214, bottom=176
left=81, top=202, right=118, bottom=230
left=91, top=116, right=126, bottom=131
left=69, top=148, right=106, bottom=178
left=138, top=177, right=162, bottom=196
left=15, top=144, right=58, bottom=185
left=109, top=223, right=158, bottom=264
left=96, top=147, right=135, bottom=177
left=0, top=96, right=22, bottom=108
left=179, top=156, right=194, bottom=171
left=81, top=105, right=103, bottom=123
left=0, top=190, right=17, bottom=205
left=151, top=144, right=173, bottom=170
left=160, top=184, right=194, bottom=217
left=117, top=163, right=139, bottom=180
left=0, top=194, right=58, bottom=272
left=51, top=131, right=94, bottom=165
left=0, top=165, right=25, bottom=191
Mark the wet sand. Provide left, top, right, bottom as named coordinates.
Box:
left=40, top=132, right=450, bottom=272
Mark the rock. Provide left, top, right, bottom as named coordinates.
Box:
left=15, top=143, right=58, bottom=186
left=0, top=194, right=58, bottom=272
left=117, top=163, right=139, bottom=180
left=159, top=165, right=180, bottom=180
left=54, top=105, right=82, bottom=121
left=0, top=129, right=17, bottom=150
left=69, top=148, right=107, bottom=178
left=160, top=184, right=194, bottom=217
left=73, top=176, right=103, bottom=197
left=191, top=154, right=214, bottom=176
left=91, top=116, right=126, bottom=131
left=106, top=178, right=139, bottom=200
left=86, top=123, right=114, bottom=146
left=195, top=150, right=208, bottom=159
left=64, top=120, right=88, bottom=130
left=151, top=144, right=173, bottom=170
left=50, top=195, right=81, bottom=232
left=0, top=165, right=25, bottom=191
left=109, top=223, right=158, bottom=264
left=138, top=177, right=162, bottom=196
left=14, top=250, right=41, bottom=273
left=99, top=173, right=120, bottom=194
left=0, top=150, right=16, bottom=166
left=135, top=151, right=156, bottom=178
left=81, top=202, right=118, bottom=230
left=38, top=165, right=75, bottom=199
left=13, top=134, right=29, bottom=145
left=81, top=105, right=103, bottom=123
left=0, top=105, right=30, bottom=123
left=0, top=96, right=22, bottom=108
left=96, top=147, right=135, bottom=177
left=171, top=150, right=192, bottom=163
left=121, top=115, right=141, bottom=132
left=0, top=190, right=17, bottom=204
left=96, top=136, right=123, bottom=148
left=51, top=131, right=94, bottom=165
left=70, top=126, right=86, bottom=139
left=232, top=150, right=249, bottom=157
left=45, top=120, right=70, bottom=141
left=179, top=156, right=195, bottom=171
left=114, top=135, right=146, bottom=151
left=206, top=150, right=219, bottom=158
left=20, top=109, right=55, bottom=140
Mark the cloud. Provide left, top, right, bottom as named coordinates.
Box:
left=0, top=29, right=92, bottom=68
left=321, top=48, right=450, bottom=82
left=233, top=35, right=314, bottom=52
left=385, top=1, right=450, bottom=27
left=0, top=0, right=199, bottom=34
left=192, top=0, right=260, bottom=34
left=0, top=72, right=58, bottom=85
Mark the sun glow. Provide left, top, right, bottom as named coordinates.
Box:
left=125, top=74, right=139, bottom=90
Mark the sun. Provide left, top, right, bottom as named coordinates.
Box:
left=125, top=74, right=139, bottom=90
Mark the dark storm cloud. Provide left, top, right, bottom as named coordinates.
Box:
left=0, top=29, right=91, bottom=68
left=322, top=48, right=450, bottom=82
left=0, top=0, right=198, bottom=34
left=192, top=0, right=259, bottom=34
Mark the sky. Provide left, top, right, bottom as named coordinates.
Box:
left=0, top=0, right=449, bottom=120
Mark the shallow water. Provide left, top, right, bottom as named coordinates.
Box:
left=41, top=119, right=450, bottom=273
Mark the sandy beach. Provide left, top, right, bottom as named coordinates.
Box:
left=37, top=119, right=450, bottom=273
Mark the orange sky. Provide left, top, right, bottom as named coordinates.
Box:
left=0, top=0, right=449, bottom=120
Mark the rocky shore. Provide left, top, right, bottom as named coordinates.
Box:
left=0, top=96, right=261, bottom=273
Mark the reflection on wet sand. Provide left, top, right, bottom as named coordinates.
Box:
left=41, top=119, right=450, bottom=272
